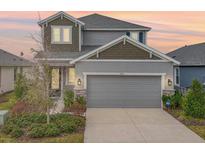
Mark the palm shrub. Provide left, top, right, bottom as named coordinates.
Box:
left=182, top=80, right=205, bottom=118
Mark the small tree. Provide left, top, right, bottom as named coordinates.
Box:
left=29, top=28, right=53, bottom=124
left=22, top=66, right=53, bottom=122
left=183, top=80, right=205, bottom=118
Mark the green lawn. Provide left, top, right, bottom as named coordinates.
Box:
left=0, top=132, right=84, bottom=143
left=166, top=109, right=205, bottom=140
left=0, top=92, right=15, bottom=110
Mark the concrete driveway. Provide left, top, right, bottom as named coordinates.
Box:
left=84, top=108, right=204, bottom=143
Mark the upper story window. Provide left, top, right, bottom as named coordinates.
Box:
left=128, top=31, right=146, bottom=44
left=126, top=32, right=130, bottom=37
left=51, top=26, right=72, bottom=44
left=139, top=32, right=145, bottom=44
left=130, top=32, right=138, bottom=41
left=175, top=67, right=180, bottom=86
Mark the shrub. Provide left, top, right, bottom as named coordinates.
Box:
left=10, top=101, right=28, bottom=115
left=43, top=123, right=60, bottom=137
left=10, top=127, right=23, bottom=138
left=170, top=90, right=182, bottom=109
left=64, top=90, right=74, bottom=107
left=75, top=96, right=86, bottom=105
left=51, top=113, right=85, bottom=132
left=14, top=73, right=27, bottom=100
left=182, top=80, right=205, bottom=118
left=162, top=95, right=171, bottom=106
left=56, top=121, right=77, bottom=133
left=1, top=122, right=17, bottom=134
left=28, top=124, right=45, bottom=138
left=28, top=123, right=60, bottom=138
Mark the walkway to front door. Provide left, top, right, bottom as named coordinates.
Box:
left=84, top=108, right=204, bottom=143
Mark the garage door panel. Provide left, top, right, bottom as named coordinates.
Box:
left=87, top=75, right=161, bottom=108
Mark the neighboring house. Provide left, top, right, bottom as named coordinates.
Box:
left=167, top=42, right=205, bottom=89
left=0, top=49, right=33, bottom=94
left=35, top=11, right=179, bottom=108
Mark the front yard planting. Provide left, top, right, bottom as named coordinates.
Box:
left=162, top=80, right=205, bottom=140
left=0, top=113, right=85, bottom=142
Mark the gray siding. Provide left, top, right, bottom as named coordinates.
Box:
left=179, top=66, right=205, bottom=88
left=75, top=61, right=174, bottom=90
left=82, top=31, right=126, bottom=45
left=0, top=67, right=14, bottom=94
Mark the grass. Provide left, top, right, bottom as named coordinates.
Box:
left=165, top=108, right=205, bottom=140
left=0, top=132, right=84, bottom=143
left=188, top=126, right=205, bottom=140
left=0, top=92, right=15, bottom=110
left=33, top=133, right=84, bottom=143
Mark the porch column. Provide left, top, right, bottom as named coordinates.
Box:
left=60, top=67, right=64, bottom=99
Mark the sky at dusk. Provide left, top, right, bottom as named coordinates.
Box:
left=0, top=11, right=205, bottom=60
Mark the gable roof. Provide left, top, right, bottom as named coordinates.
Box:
left=0, top=49, right=33, bottom=66
left=70, top=35, right=180, bottom=65
left=78, top=13, right=151, bottom=31
left=38, top=11, right=85, bottom=26
left=167, top=42, right=205, bottom=66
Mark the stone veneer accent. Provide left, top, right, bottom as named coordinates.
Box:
left=74, top=89, right=87, bottom=98
left=163, top=89, right=175, bottom=96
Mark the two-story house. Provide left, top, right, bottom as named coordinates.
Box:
left=35, top=11, right=179, bottom=108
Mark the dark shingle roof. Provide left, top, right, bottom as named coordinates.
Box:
left=0, top=49, right=33, bottom=66
left=167, top=42, right=205, bottom=66
left=35, top=45, right=101, bottom=59
left=78, top=13, right=151, bottom=30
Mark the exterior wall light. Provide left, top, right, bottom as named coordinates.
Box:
left=77, top=78, right=81, bottom=86
left=168, top=79, right=172, bottom=86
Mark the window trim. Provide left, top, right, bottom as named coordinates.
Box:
left=139, top=31, right=145, bottom=43
left=51, top=25, right=72, bottom=44
left=174, top=67, right=180, bottom=86
left=130, top=31, right=139, bottom=41
left=66, top=67, right=76, bottom=85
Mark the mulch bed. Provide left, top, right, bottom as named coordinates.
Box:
left=63, top=102, right=86, bottom=116
left=165, top=108, right=205, bottom=126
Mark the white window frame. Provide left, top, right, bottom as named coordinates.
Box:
left=130, top=32, right=139, bottom=41
left=174, top=67, right=180, bottom=86
left=51, top=25, right=72, bottom=44
left=66, top=67, right=76, bottom=85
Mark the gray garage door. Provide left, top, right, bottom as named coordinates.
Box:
left=87, top=75, right=161, bottom=108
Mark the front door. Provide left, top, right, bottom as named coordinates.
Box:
left=50, top=68, right=61, bottom=97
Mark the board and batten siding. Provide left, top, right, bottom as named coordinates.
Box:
left=75, top=61, right=174, bottom=90
left=179, top=66, right=205, bottom=88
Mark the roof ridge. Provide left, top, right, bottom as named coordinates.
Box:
left=0, top=48, right=32, bottom=63
left=78, top=13, right=151, bottom=29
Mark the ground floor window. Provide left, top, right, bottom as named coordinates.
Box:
left=51, top=68, right=60, bottom=90
left=66, top=67, right=75, bottom=85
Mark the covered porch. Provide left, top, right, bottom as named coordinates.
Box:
left=50, top=66, right=76, bottom=98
